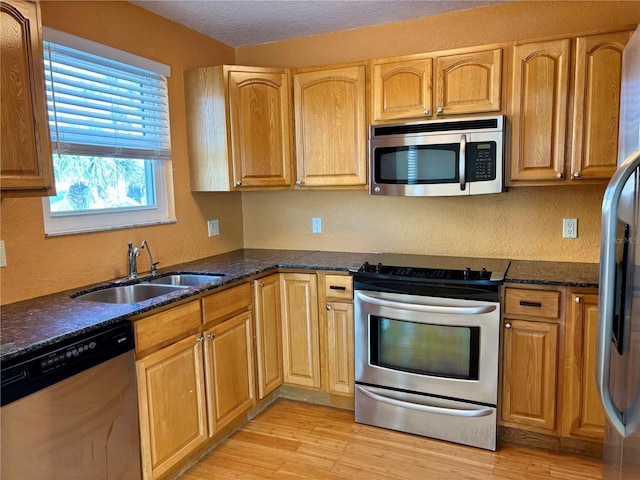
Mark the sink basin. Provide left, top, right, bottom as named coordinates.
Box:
left=147, top=273, right=224, bottom=287
left=73, top=283, right=185, bottom=304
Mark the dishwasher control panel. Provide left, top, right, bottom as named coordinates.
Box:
left=1, top=322, right=134, bottom=406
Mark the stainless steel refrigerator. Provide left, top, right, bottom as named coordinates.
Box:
left=598, top=24, right=640, bottom=480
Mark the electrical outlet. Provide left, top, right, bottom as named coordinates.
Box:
left=563, top=218, right=578, bottom=238
left=312, top=217, right=322, bottom=234
left=0, top=241, right=6, bottom=267
left=207, top=219, right=219, bottom=237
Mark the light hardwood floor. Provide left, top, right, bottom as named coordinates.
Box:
left=180, top=399, right=602, bottom=480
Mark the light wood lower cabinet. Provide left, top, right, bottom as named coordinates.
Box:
left=562, top=290, right=605, bottom=440
left=204, top=311, right=255, bottom=435
left=279, top=272, right=321, bottom=388
left=136, top=333, right=208, bottom=480
left=253, top=274, right=284, bottom=399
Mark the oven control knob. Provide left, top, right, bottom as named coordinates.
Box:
left=463, top=267, right=471, bottom=279
left=376, top=263, right=383, bottom=274
left=362, top=261, right=371, bottom=272
left=480, top=268, right=490, bottom=279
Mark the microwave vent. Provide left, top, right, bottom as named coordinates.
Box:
left=372, top=116, right=503, bottom=137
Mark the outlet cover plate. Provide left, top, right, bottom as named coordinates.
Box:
left=207, top=219, right=219, bottom=237
left=563, top=218, right=577, bottom=238
left=312, top=217, right=322, bottom=234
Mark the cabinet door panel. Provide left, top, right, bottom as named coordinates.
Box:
left=571, top=31, right=632, bottom=180
left=326, top=301, right=354, bottom=395
left=254, top=275, right=284, bottom=399
left=372, top=58, right=433, bottom=121
left=136, top=335, right=207, bottom=479
left=1, top=0, right=54, bottom=196
left=280, top=273, right=320, bottom=388
left=228, top=70, right=292, bottom=187
left=294, top=66, right=367, bottom=187
left=435, top=49, right=502, bottom=115
left=204, top=311, right=256, bottom=435
left=510, top=40, right=570, bottom=182
left=501, top=319, right=558, bottom=432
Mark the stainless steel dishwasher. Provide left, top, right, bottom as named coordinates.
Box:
left=1, top=321, right=142, bottom=479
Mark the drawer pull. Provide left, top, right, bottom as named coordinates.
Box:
left=519, top=301, right=542, bottom=308
left=329, top=285, right=347, bottom=291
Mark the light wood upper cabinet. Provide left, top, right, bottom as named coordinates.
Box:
left=204, top=310, right=256, bottom=435
left=509, top=39, right=571, bottom=183
left=280, top=272, right=321, bottom=388
left=184, top=65, right=292, bottom=191
left=371, top=47, right=502, bottom=122
left=293, top=65, right=367, bottom=188
left=563, top=291, right=605, bottom=441
left=254, top=274, right=284, bottom=399
left=571, top=31, right=633, bottom=181
left=136, top=334, right=208, bottom=480
left=1, top=0, right=55, bottom=197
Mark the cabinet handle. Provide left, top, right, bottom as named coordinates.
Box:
left=207, top=333, right=215, bottom=340
left=257, top=281, right=265, bottom=287
left=235, top=180, right=242, bottom=186
left=197, top=335, right=205, bottom=343
left=519, top=300, right=542, bottom=308
left=423, top=109, right=430, bottom=116
left=573, top=172, right=581, bottom=178
left=296, top=180, right=302, bottom=186
left=326, top=305, right=332, bottom=311
left=505, top=322, right=512, bottom=329
left=575, top=296, right=582, bottom=303
left=329, top=285, right=346, bottom=290
left=436, top=106, right=443, bottom=114
left=556, top=172, right=563, bottom=179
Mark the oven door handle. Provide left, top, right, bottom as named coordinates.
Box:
left=357, top=385, right=493, bottom=418
left=356, top=291, right=496, bottom=316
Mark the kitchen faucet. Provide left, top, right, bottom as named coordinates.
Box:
left=127, top=242, right=139, bottom=279
left=141, top=240, right=159, bottom=276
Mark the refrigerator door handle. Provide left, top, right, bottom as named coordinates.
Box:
left=598, top=148, right=640, bottom=438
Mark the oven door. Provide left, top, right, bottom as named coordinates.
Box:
left=354, top=290, right=500, bottom=406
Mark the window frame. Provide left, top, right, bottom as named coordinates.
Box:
left=41, top=28, right=175, bottom=236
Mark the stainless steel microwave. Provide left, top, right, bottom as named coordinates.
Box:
left=369, top=115, right=505, bottom=197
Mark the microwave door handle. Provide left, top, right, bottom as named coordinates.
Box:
left=459, top=134, right=467, bottom=191
left=597, top=149, right=640, bottom=438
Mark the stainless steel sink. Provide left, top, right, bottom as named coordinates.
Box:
left=73, top=283, right=186, bottom=304
left=147, top=273, right=224, bottom=287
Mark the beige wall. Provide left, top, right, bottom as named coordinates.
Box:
left=238, top=1, right=640, bottom=262
left=0, top=1, right=242, bottom=304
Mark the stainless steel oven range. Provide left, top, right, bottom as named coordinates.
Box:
left=352, top=255, right=510, bottom=451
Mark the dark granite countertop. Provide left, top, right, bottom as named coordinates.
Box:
left=506, top=260, right=600, bottom=288
left=0, top=249, right=599, bottom=363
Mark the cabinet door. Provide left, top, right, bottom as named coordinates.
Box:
left=280, top=273, right=321, bottom=388
left=293, top=65, right=367, bottom=187
left=435, top=48, right=502, bottom=116
left=501, top=319, right=559, bottom=432
left=254, top=274, right=284, bottom=399
left=204, top=311, right=256, bottom=435
left=1, top=0, right=55, bottom=196
left=326, top=301, right=354, bottom=396
left=571, top=31, right=632, bottom=181
left=509, top=39, right=570, bottom=183
left=228, top=69, right=293, bottom=188
left=136, top=335, right=207, bottom=480
left=563, top=292, right=605, bottom=439
left=371, top=58, right=433, bottom=121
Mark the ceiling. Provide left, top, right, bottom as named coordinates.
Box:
left=130, top=0, right=509, bottom=47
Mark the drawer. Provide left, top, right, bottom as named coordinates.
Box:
left=134, top=300, right=202, bottom=355
left=202, top=282, right=252, bottom=326
left=504, top=287, right=562, bottom=320
left=324, top=274, right=353, bottom=301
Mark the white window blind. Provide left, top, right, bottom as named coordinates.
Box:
left=43, top=41, right=171, bottom=160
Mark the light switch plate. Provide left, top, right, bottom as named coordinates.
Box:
left=0, top=240, right=6, bottom=267
left=312, top=217, right=322, bottom=234
left=207, top=219, right=219, bottom=237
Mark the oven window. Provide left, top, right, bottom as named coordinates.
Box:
left=375, top=145, right=459, bottom=184
left=370, top=316, right=480, bottom=380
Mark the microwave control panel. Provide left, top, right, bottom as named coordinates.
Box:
left=466, top=142, right=497, bottom=182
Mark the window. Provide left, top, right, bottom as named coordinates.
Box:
left=41, top=29, right=174, bottom=235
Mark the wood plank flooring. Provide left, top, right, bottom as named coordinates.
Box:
left=180, top=399, right=602, bottom=480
